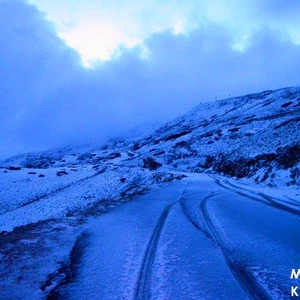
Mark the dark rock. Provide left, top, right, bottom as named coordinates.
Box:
left=262, top=101, right=272, bottom=107
left=142, top=157, right=162, bottom=170
left=56, top=171, right=69, bottom=176
left=152, top=172, right=187, bottom=183
left=39, top=174, right=45, bottom=178
left=261, top=171, right=269, bottom=182
left=120, top=178, right=126, bottom=183
left=203, top=156, right=215, bottom=168
left=281, top=101, right=293, bottom=108
left=7, top=166, right=21, bottom=171
left=216, top=130, right=223, bottom=137
left=28, top=172, right=36, bottom=175
left=132, top=143, right=141, bottom=150
left=228, top=128, right=240, bottom=133
left=175, top=141, right=189, bottom=147
left=201, top=132, right=213, bottom=138
left=107, top=152, right=121, bottom=160
left=163, top=130, right=192, bottom=141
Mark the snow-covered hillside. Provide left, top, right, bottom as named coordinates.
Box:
left=126, top=86, right=300, bottom=186
left=2, top=86, right=299, bottom=198
left=1, top=86, right=299, bottom=230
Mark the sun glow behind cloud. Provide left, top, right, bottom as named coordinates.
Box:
left=60, top=19, right=141, bottom=66
left=27, top=0, right=200, bottom=67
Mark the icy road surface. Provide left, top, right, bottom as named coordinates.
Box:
left=50, top=174, right=300, bottom=299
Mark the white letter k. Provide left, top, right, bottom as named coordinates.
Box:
left=292, top=286, right=299, bottom=297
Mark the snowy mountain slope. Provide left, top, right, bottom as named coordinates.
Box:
left=1, top=86, right=299, bottom=230
left=5, top=87, right=299, bottom=175
left=118, top=86, right=300, bottom=187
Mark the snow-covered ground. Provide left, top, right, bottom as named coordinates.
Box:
left=1, top=172, right=299, bottom=299
left=0, top=164, right=181, bottom=232
left=44, top=174, right=300, bottom=299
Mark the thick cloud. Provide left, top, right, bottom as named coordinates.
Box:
left=0, top=0, right=81, bottom=155
left=27, top=0, right=300, bottom=64
left=0, top=0, right=300, bottom=157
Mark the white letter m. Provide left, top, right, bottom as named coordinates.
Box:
left=291, top=269, right=300, bottom=279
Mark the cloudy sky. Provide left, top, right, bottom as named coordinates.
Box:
left=1, top=0, right=300, bottom=158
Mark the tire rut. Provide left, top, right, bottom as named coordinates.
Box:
left=134, top=203, right=175, bottom=300
left=135, top=181, right=189, bottom=300
left=179, top=196, right=214, bottom=241
left=200, top=192, right=272, bottom=300
left=211, top=175, right=300, bottom=216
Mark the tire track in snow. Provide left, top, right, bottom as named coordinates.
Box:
left=223, top=178, right=300, bottom=208
left=134, top=203, right=176, bottom=300
left=135, top=181, right=189, bottom=300
left=211, top=175, right=300, bottom=216
left=200, top=192, right=271, bottom=300
left=179, top=197, right=213, bottom=241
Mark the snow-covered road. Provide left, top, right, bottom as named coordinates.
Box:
left=49, top=174, right=300, bottom=299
